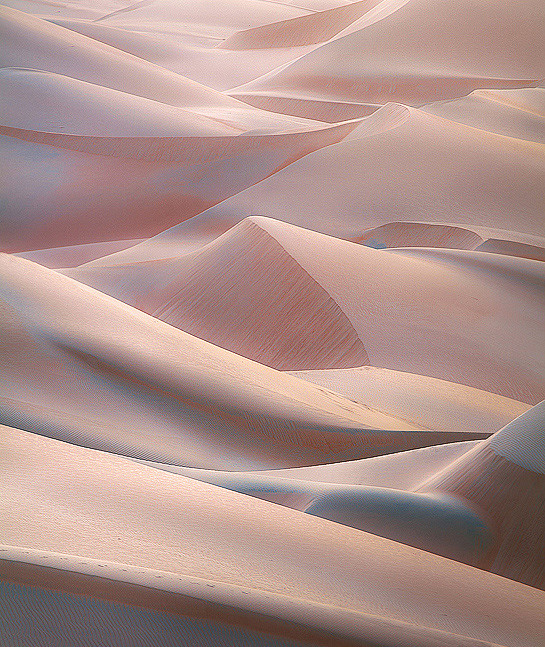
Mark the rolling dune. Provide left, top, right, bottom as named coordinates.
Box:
left=1, top=0, right=543, bottom=643
left=1, top=426, right=544, bottom=647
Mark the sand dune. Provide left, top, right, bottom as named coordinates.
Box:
left=135, top=441, right=480, bottom=510
left=0, top=66, right=362, bottom=251
left=229, top=0, right=544, bottom=105
left=353, top=222, right=484, bottom=250
left=219, top=0, right=383, bottom=50
left=66, top=218, right=370, bottom=370
left=475, top=238, right=545, bottom=262
left=1, top=426, right=544, bottom=647
left=1, top=253, right=484, bottom=470
left=290, top=367, right=530, bottom=432
left=170, top=105, right=545, bottom=242
left=2, top=0, right=543, bottom=641
left=76, top=218, right=543, bottom=400
left=303, top=402, right=545, bottom=588
left=419, top=401, right=545, bottom=588
left=15, top=239, right=144, bottom=269
left=423, top=88, right=545, bottom=144
left=0, top=68, right=244, bottom=137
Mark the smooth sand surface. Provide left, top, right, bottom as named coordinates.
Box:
left=2, top=0, right=543, bottom=643
left=67, top=217, right=545, bottom=401
left=230, top=0, right=544, bottom=104
left=1, top=426, right=545, bottom=647
left=2, top=253, right=489, bottom=470
left=166, top=106, right=545, bottom=241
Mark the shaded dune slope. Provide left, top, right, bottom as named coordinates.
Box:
left=1, top=427, right=544, bottom=647
left=304, top=403, right=545, bottom=589
left=69, top=217, right=545, bottom=402
left=135, top=441, right=480, bottom=511
left=418, top=401, right=545, bottom=589
left=353, top=222, right=484, bottom=250
left=67, top=218, right=369, bottom=371
left=0, top=253, right=481, bottom=470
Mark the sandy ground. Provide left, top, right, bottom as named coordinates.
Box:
left=1, top=0, right=544, bottom=644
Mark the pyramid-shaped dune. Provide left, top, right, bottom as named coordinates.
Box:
left=2, top=253, right=485, bottom=470
left=67, top=218, right=369, bottom=371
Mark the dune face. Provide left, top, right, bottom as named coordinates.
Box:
left=3, top=253, right=486, bottom=471
left=2, top=0, right=544, bottom=644
left=301, top=403, right=545, bottom=589
left=418, top=402, right=545, bottom=589
left=66, top=218, right=369, bottom=371
left=2, top=427, right=545, bottom=647
left=354, top=222, right=484, bottom=250
left=230, top=0, right=544, bottom=105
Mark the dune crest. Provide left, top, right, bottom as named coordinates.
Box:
left=67, top=218, right=369, bottom=371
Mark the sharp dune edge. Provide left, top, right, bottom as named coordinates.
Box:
left=1, top=0, right=544, bottom=644
left=74, top=217, right=545, bottom=401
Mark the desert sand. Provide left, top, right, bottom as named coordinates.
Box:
left=1, top=0, right=544, bottom=644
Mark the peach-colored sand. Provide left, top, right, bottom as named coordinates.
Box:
left=1, top=0, right=544, bottom=643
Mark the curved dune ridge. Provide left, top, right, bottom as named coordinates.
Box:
left=219, top=0, right=383, bottom=50
left=302, top=402, right=545, bottom=589
left=156, top=105, right=545, bottom=245
left=0, top=68, right=244, bottom=137
left=422, top=87, right=545, bottom=144
left=228, top=0, right=544, bottom=105
left=68, top=217, right=545, bottom=402
left=1, top=253, right=486, bottom=470
left=134, top=441, right=481, bottom=510
left=66, top=218, right=369, bottom=371
left=1, top=427, right=545, bottom=647
left=353, top=222, right=484, bottom=250
left=0, top=80, right=361, bottom=250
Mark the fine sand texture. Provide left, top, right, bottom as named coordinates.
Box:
left=2, top=0, right=544, bottom=644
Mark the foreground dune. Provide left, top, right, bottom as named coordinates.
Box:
left=1, top=425, right=544, bottom=647
left=300, top=402, right=545, bottom=588
left=135, top=441, right=481, bottom=510
left=1, top=253, right=485, bottom=470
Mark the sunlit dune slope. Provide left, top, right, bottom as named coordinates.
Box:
left=0, top=253, right=482, bottom=470
left=163, top=105, right=545, bottom=241
left=229, top=0, right=544, bottom=105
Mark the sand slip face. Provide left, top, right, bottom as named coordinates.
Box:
left=1, top=426, right=545, bottom=647
left=1, top=253, right=487, bottom=470
left=66, top=217, right=545, bottom=401
left=66, top=218, right=370, bottom=371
